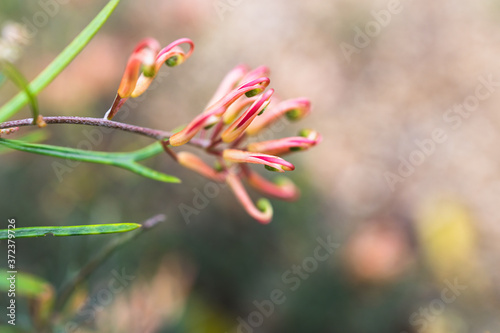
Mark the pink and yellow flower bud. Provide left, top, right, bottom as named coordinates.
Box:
left=246, top=98, right=311, bottom=135
left=222, top=149, right=295, bottom=172
left=157, top=38, right=194, bottom=67
left=177, top=152, right=225, bottom=182
left=168, top=112, right=214, bottom=147
left=226, top=171, right=273, bottom=224
left=204, top=77, right=270, bottom=117
left=222, top=95, right=258, bottom=124
left=221, top=89, right=274, bottom=143
left=131, top=38, right=194, bottom=98
left=298, top=128, right=321, bottom=141
left=247, top=133, right=321, bottom=156
left=206, top=64, right=248, bottom=107
left=241, top=66, right=270, bottom=84
left=169, top=78, right=271, bottom=147
left=245, top=170, right=300, bottom=201
left=106, top=38, right=194, bottom=120
left=116, top=38, right=161, bottom=99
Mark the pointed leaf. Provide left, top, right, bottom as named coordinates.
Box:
left=0, top=138, right=181, bottom=183
left=0, top=223, right=141, bottom=239
left=0, top=130, right=48, bottom=155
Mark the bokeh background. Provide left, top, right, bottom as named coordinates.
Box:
left=1, top=0, right=500, bottom=332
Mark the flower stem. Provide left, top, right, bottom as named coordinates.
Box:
left=0, top=116, right=211, bottom=148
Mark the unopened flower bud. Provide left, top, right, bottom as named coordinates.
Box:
left=247, top=133, right=320, bottom=156
left=246, top=98, right=311, bottom=135
left=177, top=151, right=225, bottom=181
left=245, top=170, right=300, bottom=201
left=106, top=38, right=194, bottom=119
left=222, top=149, right=295, bottom=172
left=221, top=89, right=274, bottom=143
left=222, top=96, right=258, bottom=124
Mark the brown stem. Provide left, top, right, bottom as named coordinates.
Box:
left=0, top=116, right=211, bottom=149
left=161, top=139, right=178, bottom=161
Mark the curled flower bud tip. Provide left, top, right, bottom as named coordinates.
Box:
left=246, top=98, right=311, bottom=135
left=165, top=55, right=179, bottom=67
left=257, top=198, right=273, bottom=222
left=221, top=89, right=274, bottom=143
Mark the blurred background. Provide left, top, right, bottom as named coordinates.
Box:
left=1, top=0, right=500, bottom=332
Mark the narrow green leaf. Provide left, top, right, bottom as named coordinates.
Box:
left=0, top=0, right=120, bottom=122
left=0, top=138, right=181, bottom=183
left=113, top=141, right=164, bottom=161
left=0, top=271, right=53, bottom=298
left=0, top=61, right=39, bottom=121
left=0, top=130, right=48, bottom=155
left=0, top=138, right=130, bottom=163
left=0, top=223, right=141, bottom=239
left=126, top=161, right=181, bottom=183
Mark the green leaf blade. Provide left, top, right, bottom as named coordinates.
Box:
left=126, top=161, right=181, bottom=183
left=0, top=138, right=123, bottom=164
left=0, top=223, right=141, bottom=239
left=115, top=141, right=165, bottom=161
left=0, top=131, right=48, bottom=155
left=0, top=138, right=181, bottom=183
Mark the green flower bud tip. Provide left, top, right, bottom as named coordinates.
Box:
left=265, top=165, right=280, bottom=172
left=258, top=105, right=268, bottom=116
left=141, top=64, right=156, bottom=77
left=213, top=160, right=224, bottom=172
left=256, top=198, right=273, bottom=214
left=285, top=109, right=301, bottom=121
left=245, top=88, right=261, bottom=97
left=298, top=129, right=311, bottom=137
left=165, top=55, right=179, bottom=67
left=203, top=122, right=217, bottom=130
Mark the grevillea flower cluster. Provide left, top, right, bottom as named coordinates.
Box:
left=107, top=38, right=321, bottom=224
